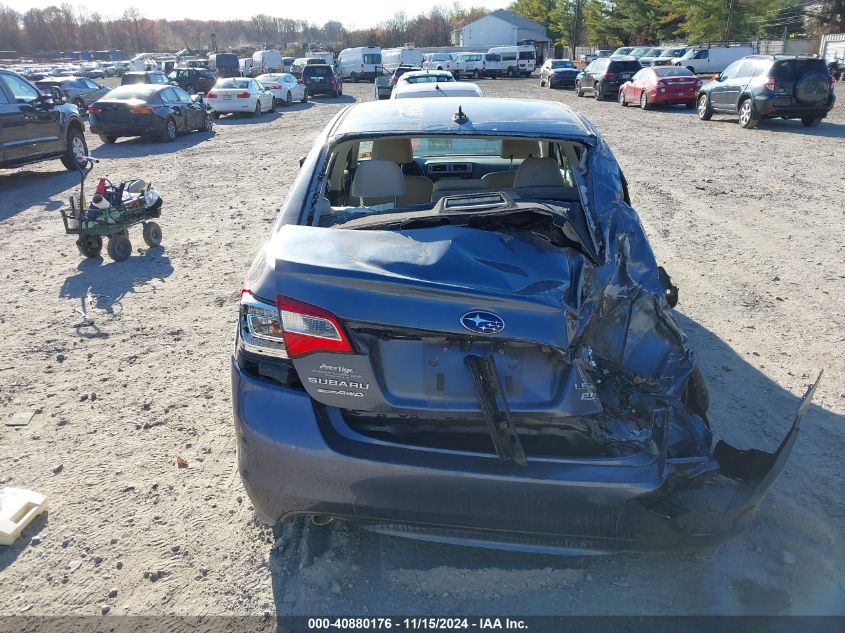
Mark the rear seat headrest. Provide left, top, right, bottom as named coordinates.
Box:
left=514, top=157, right=566, bottom=189
left=501, top=139, right=542, bottom=160
left=371, top=138, right=413, bottom=164
left=351, top=160, right=406, bottom=199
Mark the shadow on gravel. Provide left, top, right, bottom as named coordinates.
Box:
left=280, top=102, right=315, bottom=112
left=91, top=131, right=215, bottom=158
left=309, top=94, right=356, bottom=104
left=0, top=513, right=48, bottom=574
left=59, top=247, right=174, bottom=314
left=0, top=169, right=79, bottom=221
left=266, top=312, right=844, bottom=616
left=704, top=116, right=845, bottom=137
left=212, top=112, right=282, bottom=126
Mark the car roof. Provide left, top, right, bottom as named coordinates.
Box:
left=401, top=70, right=452, bottom=77
left=332, top=97, right=593, bottom=140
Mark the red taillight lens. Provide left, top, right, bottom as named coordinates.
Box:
left=129, top=106, right=153, bottom=114
left=271, top=84, right=281, bottom=89
left=207, top=91, right=217, bottom=98
left=236, top=91, right=250, bottom=98
left=330, top=76, right=336, bottom=84
left=276, top=296, right=353, bottom=358
left=87, top=105, right=102, bottom=113
left=605, top=72, right=616, bottom=78
left=764, top=76, right=775, bottom=91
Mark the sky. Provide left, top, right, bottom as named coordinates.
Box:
left=5, top=0, right=511, bottom=29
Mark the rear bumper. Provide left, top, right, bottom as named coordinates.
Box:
left=306, top=83, right=338, bottom=95
left=753, top=93, right=835, bottom=117
left=651, top=90, right=697, bottom=104
left=232, top=358, right=818, bottom=553
left=89, top=119, right=163, bottom=136
left=208, top=100, right=253, bottom=113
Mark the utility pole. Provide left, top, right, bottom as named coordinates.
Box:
left=724, top=0, right=736, bottom=44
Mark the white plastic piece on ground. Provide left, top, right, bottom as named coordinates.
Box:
left=0, top=487, right=48, bottom=546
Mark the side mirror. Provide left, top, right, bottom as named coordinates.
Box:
left=191, top=94, right=203, bottom=103
left=49, top=87, right=66, bottom=105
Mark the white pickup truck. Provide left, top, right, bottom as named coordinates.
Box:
left=421, top=53, right=465, bottom=79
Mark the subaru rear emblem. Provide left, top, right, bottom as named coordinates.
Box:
left=461, top=311, right=505, bottom=335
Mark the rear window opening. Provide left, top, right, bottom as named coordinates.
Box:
left=216, top=78, right=250, bottom=89
left=771, top=58, right=828, bottom=78
left=519, top=51, right=535, bottom=60
left=312, top=135, right=587, bottom=228
left=304, top=67, right=331, bottom=77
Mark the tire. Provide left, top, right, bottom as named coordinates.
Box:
left=540, top=78, right=545, bottom=87
left=685, top=100, right=695, bottom=109
left=350, top=72, right=359, bottom=83
left=161, top=117, right=177, bottom=142
left=61, top=126, right=88, bottom=170
left=738, top=98, right=758, bottom=129
left=99, top=134, right=116, bottom=144
left=639, top=91, right=650, bottom=110
left=474, top=70, right=480, bottom=80
left=200, top=112, right=213, bottom=132
left=337, top=84, right=342, bottom=96
left=301, top=89, right=308, bottom=103
left=106, top=235, right=131, bottom=262
left=618, top=89, right=628, bottom=106
left=575, top=80, right=583, bottom=97
left=185, top=84, right=195, bottom=95
left=142, top=221, right=162, bottom=247
left=593, top=82, right=603, bottom=101
left=801, top=115, right=823, bottom=127
left=211, top=111, right=220, bottom=119
left=76, top=235, right=102, bottom=258
left=697, top=94, right=712, bottom=120
left=253, top=101, right=262, bottom=118
left=285, top=91, right=292, bottom=107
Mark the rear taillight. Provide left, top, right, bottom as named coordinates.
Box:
left=276, top=296, right=352, bottom=358
left=87, top=105, right=102, bottom=113
left=129, top=106, right=153, bottom=114
left=605, top=72, right=616, bottom=78
left=763, top=76, right=775, bottom=91
left=360, top=64, right=364, bottom=71
left=236, top=91, right=250, bottom=98
left=330, top=76, right=336, bottom=84
left=271, top=84, right=281, bottom=89
left=207, top=91, right=217, bottom=99
left=239, top=292, right=287, bottom=359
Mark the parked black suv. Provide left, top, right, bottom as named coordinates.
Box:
left=698, top=55, right=836, bottom=129
left=301, top=64, right=342, bottom=97
left=167, top=68, right=216, bottom=94
left=0, top=69, right=88, bottom=171
left=575, top=56, right=642, bottom=100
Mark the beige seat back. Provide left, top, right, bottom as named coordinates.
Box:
left=513, top=157, right=575, bottom=201
left=481, top=139, right=543, bottom=190
left=351, top=159, right=406, bottom=207
left=371, top=138, right=433, bottom=206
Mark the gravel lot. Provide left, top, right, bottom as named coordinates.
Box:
left=1, top=76, right=843, bottom=618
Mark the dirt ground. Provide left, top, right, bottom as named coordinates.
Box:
left=1, top=76, right=843, bottom=619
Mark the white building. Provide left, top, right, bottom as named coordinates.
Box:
left=451, top=10, right=549, bottom=58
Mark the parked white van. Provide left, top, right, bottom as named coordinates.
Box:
left=252, top=50, right=283, bottom=75
left=309, top=51, right=335, bottom=65
left=452, top=52, right=502, bottom=79
left=382, top=47, right=423, bottom=72
left=422, top=53, right=465, bottom=78
left=338, top=46, right=383, bottom=82
left=672, top=45, right=755, bottom=74
left=488, top=45, right=536, bottom=77
left=239, top=57, right=254, bottom=77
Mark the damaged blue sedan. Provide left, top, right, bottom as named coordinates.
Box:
left=232, top=97, right=819, bottom=553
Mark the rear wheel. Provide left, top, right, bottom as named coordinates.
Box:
left=161, top=117, right=177, bottom=142
left=99, top=134, right=116, bottom=144
left=142, top=221, right=162, bottom=247
left=593, top=82, right=603, bottom=100
left=474, top=69, right=481, bottom=80
left=61, top=126, right=88, bottom=170
left=301, top=89, right=308, bottom=103
left=350, top=72, right=359, bottom=83
left=640, top=91, right=650, bottom=110
left=106, top=235, right=131, bottom=262
left=200, top=111, right=213, bottom=132
left=285, top=91, right=292, bottom=107
left=253, top=100, right=262, bottom=118
left=618, top=88, right=628, bottom=106
left=697, top=94, right=712, bottom=120
left=575, top=80, right=583, bottom=97
left=801, top=115, right=823, bottom=127
left=738, top=98, right=758, bottom=129
left=76, top=235, right=102, bottom=258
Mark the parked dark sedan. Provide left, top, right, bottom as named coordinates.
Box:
left=88, top=84, right=213, bottom=143
left=575, top=56, right=642, bottom=100
left=120, top=71, right=173, bottom=86
left=35, top=76, right=110, bottom=113
left=167, top=67, right=217, bottom=94
left=301, top=64, right=342, bottom=97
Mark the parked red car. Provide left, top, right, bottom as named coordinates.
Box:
left=618, top=66, right=702, bottom=110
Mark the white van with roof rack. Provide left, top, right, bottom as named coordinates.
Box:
left=487, top=45, right=536, bottom=77
left=452, top=52, right=502, bottom=79
left=672, top=44, right=755, bottom=74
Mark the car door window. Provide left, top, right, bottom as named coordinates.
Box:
left=173, top=87, right=191, bottom=103
left=82, top=79, right=100, bottom=90
left=161, top=87, right=177, bottom=102
left=735, top=61, right=754, bottom=79
left=3, top=74, right=39, bottom=102
left=720, top=61, right=741, bottom=80
left=632, top=69, right=647, bottom=82
left=0, top=87, right=8, bottom=104
left=694, top=50, right=709, bottom=60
